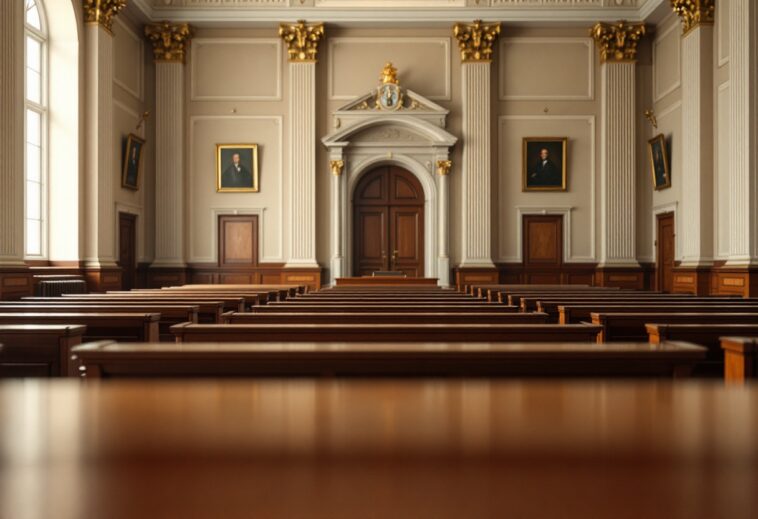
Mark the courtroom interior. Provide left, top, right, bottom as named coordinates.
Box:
left=0, top=1, right=756, bottom=517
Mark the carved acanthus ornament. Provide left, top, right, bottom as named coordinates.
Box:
left=589, top=21, right=646, bottom=63
left=145, top=22, right=194, bottom=63
left=83, top=0, right=126, bottom=34
left=330, top=160, right=344, bottom=177
left=671, top=0, right=715, bottom=35
left=436, top=160, right=452, bottom=176
left=279, top=21, right=325, bottom=63
left=453, top=20, right=501, bottom=63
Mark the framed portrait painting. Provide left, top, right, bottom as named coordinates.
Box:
left=522, top=137, right=568, bottom=192
left=648, top=134, right=671, bottom=190
left=216, top=144, right=259, bottom=193
left=121, top=133, right=145, bottom=190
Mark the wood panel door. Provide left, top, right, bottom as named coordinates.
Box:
left=353, top=166, right=424, bottom=277
left=656, top=212, right=675, bottom=293
left=219, top=215, right=259, bottom=268
left=118, top=213, right=137, bottom=290
left=522, top=215, right=563, bottom=284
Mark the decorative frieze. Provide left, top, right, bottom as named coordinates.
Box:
left=145, top=22, right=194, bottom=63
left=671, top=0, right=715, bottom=35
left=279, top=21, right=325, bottom=63
left=589, top=21, right=646, bottom=63
left=83, top=0, right=126, bottom=34
left=453, top=20, right=501, bottom=63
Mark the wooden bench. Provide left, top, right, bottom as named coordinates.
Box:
left=171, top=322, right=603, bottom=343
left=530, top=296, right=744, bottom=315
left=6, top=299, right=223, bottom=323
left=561, top=304, right=758, bottom=324
left=721, top=337, right=758, bottom=383
left=0, top=304, right=198, bottom=341
left=222, top=311, right=550, bottom=325
left=26, top=295, right=245, bottom=313
left=590, top=313, right=758, bottom=342
left=72, top=340, right=705, bottom=379
left=249, top=304, right=520, bottom=314
left=0, top=313, right=160, bottom=343
left=0, top=324, right=86, bottom=377
left=166, top=284, right=306, bottom=296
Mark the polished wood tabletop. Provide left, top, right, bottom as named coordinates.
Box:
left=1, top=379, right=756, bottom=518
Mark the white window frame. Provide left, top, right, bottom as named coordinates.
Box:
left=24, top=0, right=49, bottom=259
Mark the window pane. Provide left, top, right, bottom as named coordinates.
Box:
left=26, top=37, right=41, bottom=72
left=26, top=180, right=41, bottom=220
left=26, top=109, right=40, bottom=146
left=26, top=219, right=41, bottom=256
left=26, top=68, right=41, bottom=104
left=26, top=142, right=41, bottom=182
left=26, top=1, right=41, bottom=31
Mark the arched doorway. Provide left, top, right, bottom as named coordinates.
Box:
left=353, top=166, right=425, bottom=277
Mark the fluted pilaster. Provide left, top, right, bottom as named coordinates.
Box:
left=287, top=62, right=319, bottom=267
left=330, top=159, right=345, bottom=280
left=0, top=0, right=25, bottom=266
left=599, top=61, right=637, bottom=265
left=679, top=25, right=714, bottom=266
left=84, top=24, right=117, bottom=268
left=437, top=161, right=451, bottom=286
left=727, top=0, right=758, bottom=264
left=153, top=63, right=186, bottom=267
left=460, top=62, right=495, bottom=268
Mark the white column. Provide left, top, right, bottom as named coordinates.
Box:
left=0, top=0, right=25, bottom=266
left=599, top=61, right=637, bottom=266
left=153, top=63, right=186, bottom=267
left=287, top=62, right=319, bottom=267
left=679, top=25, right=714, bottom=266
left=437, top=164, right=451, bottom=286
left=727, top=0, right=758, bottom=264
left=460, top=62, right=495, bottom=268
left=83, top=24, right=117, bottom=269
left=330, top=158, right=345, bottom=282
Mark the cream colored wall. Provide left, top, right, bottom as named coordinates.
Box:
left=112, top=15, right=154, bottom=264
left=494, top=26, right=600, bottom=265
left=185, top=28, right=288, bottom=265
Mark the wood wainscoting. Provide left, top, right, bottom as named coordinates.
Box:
left=0, top=267, right=32, bottom=300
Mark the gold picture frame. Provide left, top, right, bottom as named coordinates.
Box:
left=121, top=133, right=145, bottom=191
left=522, top=137, right=568, bottom=192
left=648, top=133, right=671, bottom=190
left=216, top=144, right=259, bottom=193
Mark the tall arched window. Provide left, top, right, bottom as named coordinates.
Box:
left=24, top=0, right=47, bottom=258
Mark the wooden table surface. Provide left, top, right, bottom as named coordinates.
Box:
left=1, top=379, right=756, bottom=518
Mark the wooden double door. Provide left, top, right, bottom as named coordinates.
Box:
left=353, top=166, right=424, bottom=277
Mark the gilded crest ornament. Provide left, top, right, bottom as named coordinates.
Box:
left=279, top=21, right=325, bottom=63
left=82, top=0, right=126, bottom=34
left=453, top=20, right=501, bottom=63
left=375, top=63, right=403, bottom=111
left=671, top=0, right=716, bottom=35
left=589, top=21, right=646, bottom=63
left=144, top=22, right=194, bottom=63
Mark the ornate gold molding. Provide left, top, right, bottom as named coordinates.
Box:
left=589, top=21, right=646, bottom=63
left=330, top=160, right=344, bottom=177
left=83, top=0, right=126, bottom=34
left=279, top=21, right=325, bottom=63
left=671, top=0, right=715, bottom=35
left=144, top=22, right=193, bottom=64
left=436, top=160, right=452, bottom=176
left=453, top=20, right=501, bottom=63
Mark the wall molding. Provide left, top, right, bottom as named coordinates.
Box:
left=188, top=115, right=284, bottom=263
left=112, top=17, right=144, bottom=102
left=653, top=16, right=682, bottom=103
left=113, top=100, right=146, bottom=139
left=497, top=114, right=596, bottom=263
left=498, top=37, right=594, bottom=101
left=715, top=81, right=731, bottom=260
left=327, top=37, right=452, bottom=101
left=190, top=38, right=283, bottom=102
left=717, top=0, right=729, bottom=67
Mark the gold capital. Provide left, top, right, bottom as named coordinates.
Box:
left=279, top=21, right=325, bottom=63
left=83, top=0, right=126, bottom=34
left=330, top=160, right=344, bottom=177
left=145, top=22, right=193, bottom=64
left=453, top=20, right=501, bottom=63
left=590, top=21, right=646, bottom=63
left=671, top=0, right=715, bottom=35
left=436, top=160, right=452, bottom=176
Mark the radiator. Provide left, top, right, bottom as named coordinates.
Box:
left=36, top=279, right=88, bottom=297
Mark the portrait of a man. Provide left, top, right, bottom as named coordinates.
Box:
left=121, top=133, right=145, bottom=191
left=216, top=144, right=259, bottom=193
left=523, top=138, right=567, bottom=191
left=648, top=134, right=671, bottom=190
